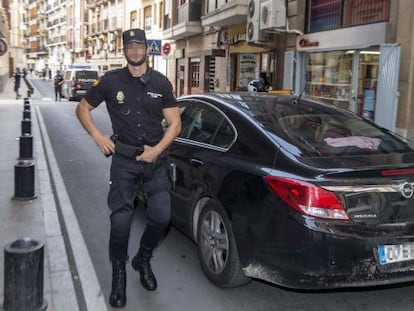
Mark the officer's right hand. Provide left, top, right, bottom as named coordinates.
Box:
left=95, top=134, right=115, bottom=157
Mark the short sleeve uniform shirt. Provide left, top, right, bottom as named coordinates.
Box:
left=84, top=67, right=177, bottom=146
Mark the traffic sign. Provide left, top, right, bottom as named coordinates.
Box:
left=147, top=39, right=162, bottom=56
left=162, top=43, right=171, bottom=55
left=0, top=38, right=8, bottom=56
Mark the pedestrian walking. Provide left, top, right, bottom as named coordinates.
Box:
left=13, top=68, right=22, bottom=99
left=54, top=70, right=64, bottom=101
left=76, top=28, right=181, bottom=308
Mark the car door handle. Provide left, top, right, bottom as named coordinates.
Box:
left=190, top=158, right=204, bottom=166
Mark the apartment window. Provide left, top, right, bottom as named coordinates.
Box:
left=207, top=0, right=227, bottom=13
left=131, top=10, right=138, bottom=28
left=307, top=0, right=342, bottom=32
left=343, top=0, right=390, bottom=27
left=191, top=58, right=201, bottom=88
left=144, top=6, right=152, bottom=32
left=153, top=4, right=157, bottom=27
left=307, top=0, right=390, bottom=33
left=179, top=0, right=186, bottom=5
left=159, top=1, right=164, bottom=29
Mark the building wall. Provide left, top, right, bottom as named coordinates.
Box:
left=394, top=0, right=414, bottom=140
left=0, top=5, right=9, bottom=91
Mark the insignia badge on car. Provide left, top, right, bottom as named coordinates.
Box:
left=400, top=182, right=414, bottom=199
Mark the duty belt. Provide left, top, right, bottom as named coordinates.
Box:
left=110, top=134, right=144, bottom=158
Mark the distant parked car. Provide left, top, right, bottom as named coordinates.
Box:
left=62, top=68, right=99, bottom=101
left=166, top=92, right=414, bottom=290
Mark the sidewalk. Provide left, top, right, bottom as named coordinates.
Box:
left=0, top=78, right=79, bottom=310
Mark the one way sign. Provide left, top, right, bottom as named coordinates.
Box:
left=147, top=39, right=162, bottom=56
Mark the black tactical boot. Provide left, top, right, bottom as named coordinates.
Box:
left=109, top=261, right=126, bottom=307
left=131, top=247, right=157, bottom=291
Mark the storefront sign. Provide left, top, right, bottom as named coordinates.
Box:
left=229, top=33, right=246, bottom=45
left=175, top=49, right=184, bottom=59
left=296, top=22, right=387, bottom=51
left=298, top=38, right=319, bottom=48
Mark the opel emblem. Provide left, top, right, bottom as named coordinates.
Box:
left=400, top=182, right=414, bottom=199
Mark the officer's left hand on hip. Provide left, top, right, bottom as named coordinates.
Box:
left=136, top=145, right=158, bottom=163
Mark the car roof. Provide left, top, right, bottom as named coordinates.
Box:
left=177, top=92, right=347, bottom=118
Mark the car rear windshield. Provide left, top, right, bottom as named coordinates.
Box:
left=75, top=71, right=98, bottom=82
left=234, top=94, right=413, bottom=157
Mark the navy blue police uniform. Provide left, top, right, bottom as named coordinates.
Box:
left=84, top=66, right=177, bottom=263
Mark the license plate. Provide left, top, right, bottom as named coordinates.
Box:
left=77, top=90, right=86, bottom=94
left=378, top=243, right=414, bottom=265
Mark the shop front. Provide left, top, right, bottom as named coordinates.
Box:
left=295, top=22, right=400, bottom=131
left=227, top=24, right=276, bottom=91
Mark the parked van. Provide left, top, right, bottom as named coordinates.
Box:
left=62, top=65, right=100, bottom=101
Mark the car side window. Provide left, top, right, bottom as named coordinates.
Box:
left=182, top=104, right=235, bottom=148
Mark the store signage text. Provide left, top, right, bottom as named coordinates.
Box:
left=229, top=33, right=246, bottom=45
left=298, top=38, right=319, bottom=48
left=175, top=49, right=185, bottom=59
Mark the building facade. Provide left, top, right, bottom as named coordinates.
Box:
left=160, top=0, right=414, bottom=140
left=2, top=0, right=414, bottom=140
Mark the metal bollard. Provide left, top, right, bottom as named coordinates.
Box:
left=19, top=134, right=33, bottom=160
left=27, top=89, right=31, bottom=98
left=23, top=109, right=31, bottom=120
left=2, top=238, right=47, bottom=311
left=12, top=160, right=37, bottom=200
left=21, top=119, right=31, bottom=136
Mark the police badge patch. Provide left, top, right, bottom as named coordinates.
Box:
left=116, top=91, right=125, bottom=104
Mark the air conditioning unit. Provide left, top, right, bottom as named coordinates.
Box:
left=246, top=0, right=264, bottom=43
left=260, top=0, right=286, bottom=31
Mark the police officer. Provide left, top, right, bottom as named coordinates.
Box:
left=76, top=28, right=181, bottom=308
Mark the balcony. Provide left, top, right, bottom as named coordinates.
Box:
left=162, top=0, right=203, bottom=40
left=201, top=0, right=248, bottom=28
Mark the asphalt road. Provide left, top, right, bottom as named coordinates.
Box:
left=31, top=78, right=414, bottom=311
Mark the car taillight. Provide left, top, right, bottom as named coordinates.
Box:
left=264, top=176, right=349, bottom=220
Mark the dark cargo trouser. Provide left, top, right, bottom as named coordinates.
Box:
left=108, top=153, right=171, bottom=262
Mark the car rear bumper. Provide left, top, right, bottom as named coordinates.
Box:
left=240, top=216, right=414, bottom=289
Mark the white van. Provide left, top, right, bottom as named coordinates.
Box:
left=62, top=65, right=100, bottom=101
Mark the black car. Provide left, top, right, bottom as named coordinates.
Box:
left=167, top=92, right=414, bottom=290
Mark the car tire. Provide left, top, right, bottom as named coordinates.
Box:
left=197, top=201, right=251, bottom=288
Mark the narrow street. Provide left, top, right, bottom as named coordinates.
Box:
left=30, top=77, right=414, bottom=311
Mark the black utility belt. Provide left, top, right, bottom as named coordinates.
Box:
left=110, top=135, right=144, bottom=158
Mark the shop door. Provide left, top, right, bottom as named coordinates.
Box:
left=375, top=44, right=401, bottom=131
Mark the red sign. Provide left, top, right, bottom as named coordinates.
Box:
left=299, top=38, right=319, bottom=48
left=0, top=38, right=8, bottom=56
left=162, top=43, right=171, bottom=56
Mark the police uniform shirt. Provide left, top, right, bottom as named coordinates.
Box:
left=84, top=67, right=177, bottom=146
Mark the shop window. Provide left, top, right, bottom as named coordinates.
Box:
left=190, top=58, right=200, bottom=88
left=238, top=53, right=256, bottom=91
left=306, top=0, right=390, bottom=33
left=304, top=51, right=353, bottom=110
